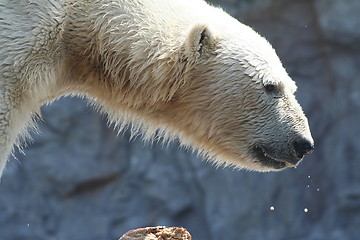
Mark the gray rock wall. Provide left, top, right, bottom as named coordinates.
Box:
left=1, top=0, right=360, bottom=239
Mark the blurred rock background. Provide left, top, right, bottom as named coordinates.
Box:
left=1, top=0, right=360, bottom=239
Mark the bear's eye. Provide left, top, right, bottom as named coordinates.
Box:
left=265, top=84, right=276, bottom=93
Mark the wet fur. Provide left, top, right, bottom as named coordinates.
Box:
left=0, top=0, right=312, bottom=177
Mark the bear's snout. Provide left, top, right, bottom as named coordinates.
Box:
left=251, top=134, right=314, bottom=170
left=292, top=138, right=314, bottom=159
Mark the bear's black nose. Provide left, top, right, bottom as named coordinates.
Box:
left=293, top=139, right=314, bottom=158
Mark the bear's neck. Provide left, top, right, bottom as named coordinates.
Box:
left=61, top=0, right=193, bottom=113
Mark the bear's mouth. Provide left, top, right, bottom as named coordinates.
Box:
left=252, top=146, right=297, bottom=170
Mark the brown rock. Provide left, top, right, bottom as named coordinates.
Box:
left=119, top=226, right=192, bottom=240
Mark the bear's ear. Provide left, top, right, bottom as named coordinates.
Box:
left=185, top=23, right=216, bottom=59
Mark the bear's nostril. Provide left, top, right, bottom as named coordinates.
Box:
left=293, top=139, right=314, bottom=158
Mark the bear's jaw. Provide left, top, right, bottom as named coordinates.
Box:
left=251, top=145, right=300, bottom=170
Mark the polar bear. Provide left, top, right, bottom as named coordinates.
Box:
left=0, top=0, right=314, bottom=177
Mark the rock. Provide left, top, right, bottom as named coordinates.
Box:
left=315, top=0, right=360, bottom=45
left=119, top=226, right=192, bottom=240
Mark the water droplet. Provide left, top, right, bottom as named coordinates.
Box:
left=308, top=175, right=311, bottom=178
left=307, top=185, right=310, bottom=188
left=27, top=223, right=30, bottom=227
left=317, top=188, right=320, bottom=191
left=304, top=208, right=309, bottom=213
left=270, top=206, right=275, bottom=211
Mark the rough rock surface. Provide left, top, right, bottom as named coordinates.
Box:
left=1, top=1, right=360, bottom=240
left=119, top=227, right=191, bottom=240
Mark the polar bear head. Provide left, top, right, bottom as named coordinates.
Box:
left=128, top=16, right=312, bottom=172
left=161, top=21, right=314, bottom=171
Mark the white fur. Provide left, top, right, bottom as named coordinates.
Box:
left=0, top=0, right=312, bottom=177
